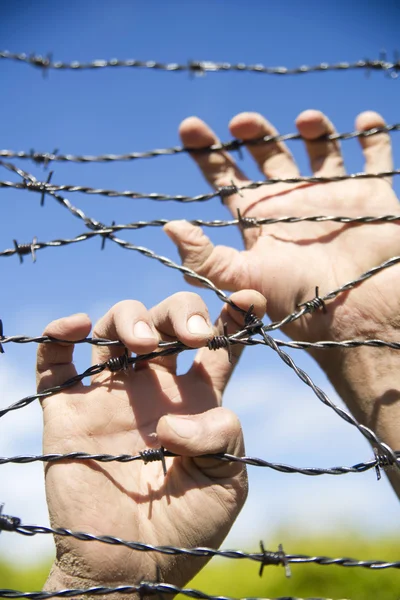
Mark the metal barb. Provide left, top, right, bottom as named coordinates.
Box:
left=278, top=543, right=292, bottom=578
left=0, top=319, right=4, bottom=354
left=244, top=304, right=264, bottom=334
left=0, top=504, right=21, bottom=533
left=100, top=221, right=115, bottom=250
left=140, top=447, right=167, bottom=477
left=297, top=286, right=327, bottom=313
left=40, top=171, right=53, bottom=205
left=258, top=540, right=291, bottom=577
left=106, top=349, right=130, bottom=373
left=237, top=208, right=260, bottom=230
left=207, top=323, right=233, bottom=364
left=13, top=237, right=38, bottom=264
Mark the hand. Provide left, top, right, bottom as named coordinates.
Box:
left=37, top=290, right=266, bottom=591
left=165, top=110, right=400, bottom=344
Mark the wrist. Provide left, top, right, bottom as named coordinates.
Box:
left=44, top=562, right=143, bottom=600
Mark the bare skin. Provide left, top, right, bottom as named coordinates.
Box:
left=38, top=290, right=266, bottom=595
left=165, top=110, right=400, bottom=495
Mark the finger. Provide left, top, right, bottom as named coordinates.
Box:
left=150, top=292, right=213, bottom=346
left=295, top=109, right=346, bottom=176
left=157, top=407, right=247, bottom=482
left=36, top=313, right=92, bottom=393
left=356, top=111, right=393, bottom=184
left=189, top=289, right=267, bottom=397
left=179, top=116, right=248, bottom=211
left=164, top=220, right=250, bottom=291
left=137, top=292, right=214, bottom=373
left=92, top=300, right=159, bottom=366
left=229, top=112, right=299, bottom=178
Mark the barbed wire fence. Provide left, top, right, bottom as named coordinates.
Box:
left=0, top=51, right=400, bottom=600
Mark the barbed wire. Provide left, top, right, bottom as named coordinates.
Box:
left=1, top=309, right=399, bottom=469
left=1, top=169, right=399, bottom=203
left=2, top=212, right=400, bottom=262
left=1, top=49, right=399, bottom=78
left=2, top=50, right=400, bottom=600
left=0, top=586, right=349, bottom=600
left=1, top=123, right=399, bottom=166
left=258, top=329, right=400, bottom=468
left=3, top=330, right=400, bottom=353
left=1, top=508, right=399, bottom=572
left=1, top=448, right=399, bottom=477
left=0, top=209, right=400, bottom=263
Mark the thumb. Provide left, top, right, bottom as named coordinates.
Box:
left=164, top=220, right=248, bottom=291
left=157, top=407, right=246, bottom=481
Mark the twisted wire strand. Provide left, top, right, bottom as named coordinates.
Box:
left=0, top=160, right=102, bottom=230
left=2, top=212, right=400, bottom=262
left=1, top=449, right=399, bottom=476
left=1, top=520, right=399, bottom=571
left=259, top=329, right=400, bottom=468
left=1, top=48, right=399, bottom=76
left=0, top=586, right=348, bottom=600
left=0, top=326, right=255, bottom=418
left=265, top=255, right=400, bottom=331
left=0, top=162, right=243, bottom=311
left=1, top=123, right=399, bottom=165
left=1, top=169, right=399, bottom=202
left=3, top=332, right=400, bottom=352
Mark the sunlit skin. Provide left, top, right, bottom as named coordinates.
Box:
left=38, top=290, right=266, bottom=592
left=165, top=109, right=400, bottom=495
left=165, top=110, right=399, bottom=344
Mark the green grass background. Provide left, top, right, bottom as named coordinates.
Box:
left=1, top=534, right=399, bottom=599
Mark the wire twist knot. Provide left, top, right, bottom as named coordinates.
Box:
left=237, top=208, right=260, bottom=230
left=207, top=324, right=233, bottom=363
left=244, top=305, right=264, bottom=335
left=297, top=286, right=327, bottom=314
left=259, top=541, right=291, bottom=578
left=13, top=238, right=38, bottom=264
left=0, top=505, right=21, bottom=533
left=373, top=447, right=394, bottom=480
left=106, top=350, right=130, bottom=372
left=140, top=447, right=167, bottom=476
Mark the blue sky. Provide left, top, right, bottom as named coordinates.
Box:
left=0, top=0, right=399, bottom=567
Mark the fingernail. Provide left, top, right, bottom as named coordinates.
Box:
left=187, top=314, right=211, bottom=335
left=164, top=415, right=198, bottom=439
left=133, top=321, right=157, bottom=340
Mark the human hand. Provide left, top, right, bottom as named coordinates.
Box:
left=165, top=110, right=400, bottom=345
left=37, top=290, right=266, bottom=592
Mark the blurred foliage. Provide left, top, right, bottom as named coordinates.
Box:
left=0, top=559, right=51, bottom=592
left=182, top=534, right=400, bottom=599
left=0, top=534, right=399, bottom=599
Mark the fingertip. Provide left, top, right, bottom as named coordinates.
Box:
left=43, top=312, right=92, bottom=339
left=164, top=219, right=193, bottom=238
left=186, top=313, right=213, bottom=346
left=228, top=289, right=267, bottom=322
left=229, top=112, right=264, bottom=138
left=296, top=109, right=328, bottom=139
left=130, top=320, right=159, bottom=352
left=355, top=110, right=386, bottom=131
left=179, top=116, right=215, bottom=146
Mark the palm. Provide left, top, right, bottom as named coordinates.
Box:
left=238, top=177, right=400, bottom=339
left=38, top=292, right=259, bottom=588
left=43, top=369, right=234, bottom=585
